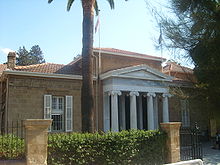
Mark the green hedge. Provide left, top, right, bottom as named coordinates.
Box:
left=48, top=130, right=166, bottom=165
left=0, top=134, right=25, bottom=160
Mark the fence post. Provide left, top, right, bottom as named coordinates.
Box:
left=23, top=119, right=52, bottom=165
left=160, top=122, right=181, bottom=164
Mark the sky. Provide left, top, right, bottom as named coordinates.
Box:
left=0, top=0, right=181, bottom=65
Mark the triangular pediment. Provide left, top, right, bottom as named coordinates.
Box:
left=100, top=64, right=173, bottom=82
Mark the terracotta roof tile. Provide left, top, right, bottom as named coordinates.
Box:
left=93, top=48, right=165, bottom=60
left=163, top=62, right=193, bottom=74
left=2, top=48, right=166, bottom=75
left=14, top=62, right=81, bottom=75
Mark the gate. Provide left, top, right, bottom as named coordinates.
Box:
left=180, top=123, right=203, bottom=161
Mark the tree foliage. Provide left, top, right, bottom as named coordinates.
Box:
left=160, top=0, right=220, bottom=112
left=16, top=45, right=45, bottom=66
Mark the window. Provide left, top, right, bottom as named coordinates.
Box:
left=44, top=95, right=73, bottom=132
left=180, top=99, right=190, bottom=127
left=51, top=96, right=64, bottom=131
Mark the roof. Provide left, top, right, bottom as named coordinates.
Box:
left=14, top=62, right=81, bottom=75
left=93, top=48, right=165, bottom=61
left=14, top=63, right=64, bottom=73
left=163, top=62, right=193, bottom=74
left=1, top=48, right=165, bottom=76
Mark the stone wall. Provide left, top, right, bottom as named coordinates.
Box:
left=6, top=75, right=82, bottom=132
left=98, top=53, right=162, bottom=73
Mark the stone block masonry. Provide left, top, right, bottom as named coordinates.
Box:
left=23, top=119, right=52, bottom=165
left=161, top=122, right=181, bottom=164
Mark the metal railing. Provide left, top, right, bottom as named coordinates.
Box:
left=180, top=123, right=203, bottom=161
left=0, top=121, right=25, bottom=160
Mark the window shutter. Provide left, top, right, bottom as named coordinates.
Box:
left=44, top=95, right=52, bottom=131
left=65, top=96, right=73, bottom=132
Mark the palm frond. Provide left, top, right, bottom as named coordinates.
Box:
left=48, top=0, right=53, bottom=3
left=106, top=0, right=115, bottom=9
left=94, top=0, right=99, bottom=16
left=67, top=0, right=75, bottom=11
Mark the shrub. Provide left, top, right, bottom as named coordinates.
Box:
left=48, top=130, right=166, bottom=165
left=0, top=134, right=25, bottom=160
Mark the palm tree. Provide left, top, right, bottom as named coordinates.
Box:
left=48, top=0, right=127, bottom=133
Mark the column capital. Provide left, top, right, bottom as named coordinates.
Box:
left=147, top=92, right=156, bottom=97
left=108, top=90, right=122, bottom=96
left=129, top=91, right=139, bottom=97
left=162, top=93, right=172, bottom=98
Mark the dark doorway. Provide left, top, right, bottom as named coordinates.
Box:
left=142, top=96, right=148, bottom=130
left=125, top=95, right=130, bottom=130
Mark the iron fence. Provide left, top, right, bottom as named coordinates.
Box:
left=180, top=123, right=203, bottom=161
left=0, top=121, right=25, bottom=160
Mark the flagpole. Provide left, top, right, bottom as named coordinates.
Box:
left=159, top=23, right=163, bottom=72
left=98, top=11, right=101, bottom=74
left=159, top=23, right=163, bottom=58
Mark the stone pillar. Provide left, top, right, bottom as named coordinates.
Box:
left=103, top=92, right=110, bottom=132
left=162, top=93, right=171, bottom=123
left=138, top=94, right=143, bottom=129
left=110, top=90, right=121, bottom=132
left=121, top=93, right=126, bottom=130
left=130, top=91, right=139, bottom=129
left=153, top=96, right=159, bottom=129
left=147, top=92, right=156, bottom=130
left=23, top=119, right=52, bottom=165
left=160, top=122, right=181, bottom=163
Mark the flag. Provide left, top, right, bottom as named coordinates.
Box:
left=158, top=24, right=162, bottom=44
left=158, top=33, right=162, bottom=44
left=95, top=15, right=100, bottom=33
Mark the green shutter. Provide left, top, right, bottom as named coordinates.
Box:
left=65, top=96, right=73, bottom=132
left=44, top=95, right=52, bottom=131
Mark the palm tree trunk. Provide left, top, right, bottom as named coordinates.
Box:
left=81, top=0, right=95, bottom=133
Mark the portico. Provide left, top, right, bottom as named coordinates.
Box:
left=101, top=64, right=173, bottom=132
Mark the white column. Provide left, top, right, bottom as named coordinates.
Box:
left=153, top=95, right=159, bottom=129
left=162, top=93, right=171, bottom=123
left=138, top=94, right=143, bottom=129
left=130, top=91, right=139, bottom=129
left=103, top=92, right=110, bottom=132
left=147, top=92, right=156, bottom=130
left=121, top=93, right=126, bottom=130
left=110, top=90, right=122, bottom=132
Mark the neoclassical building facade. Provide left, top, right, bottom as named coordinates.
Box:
left=101, top=64, right=172, bottom=132
left=0, top=48, right=208, bottom=133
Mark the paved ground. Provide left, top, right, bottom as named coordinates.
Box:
left=203, top=142, right=220, bottom=165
